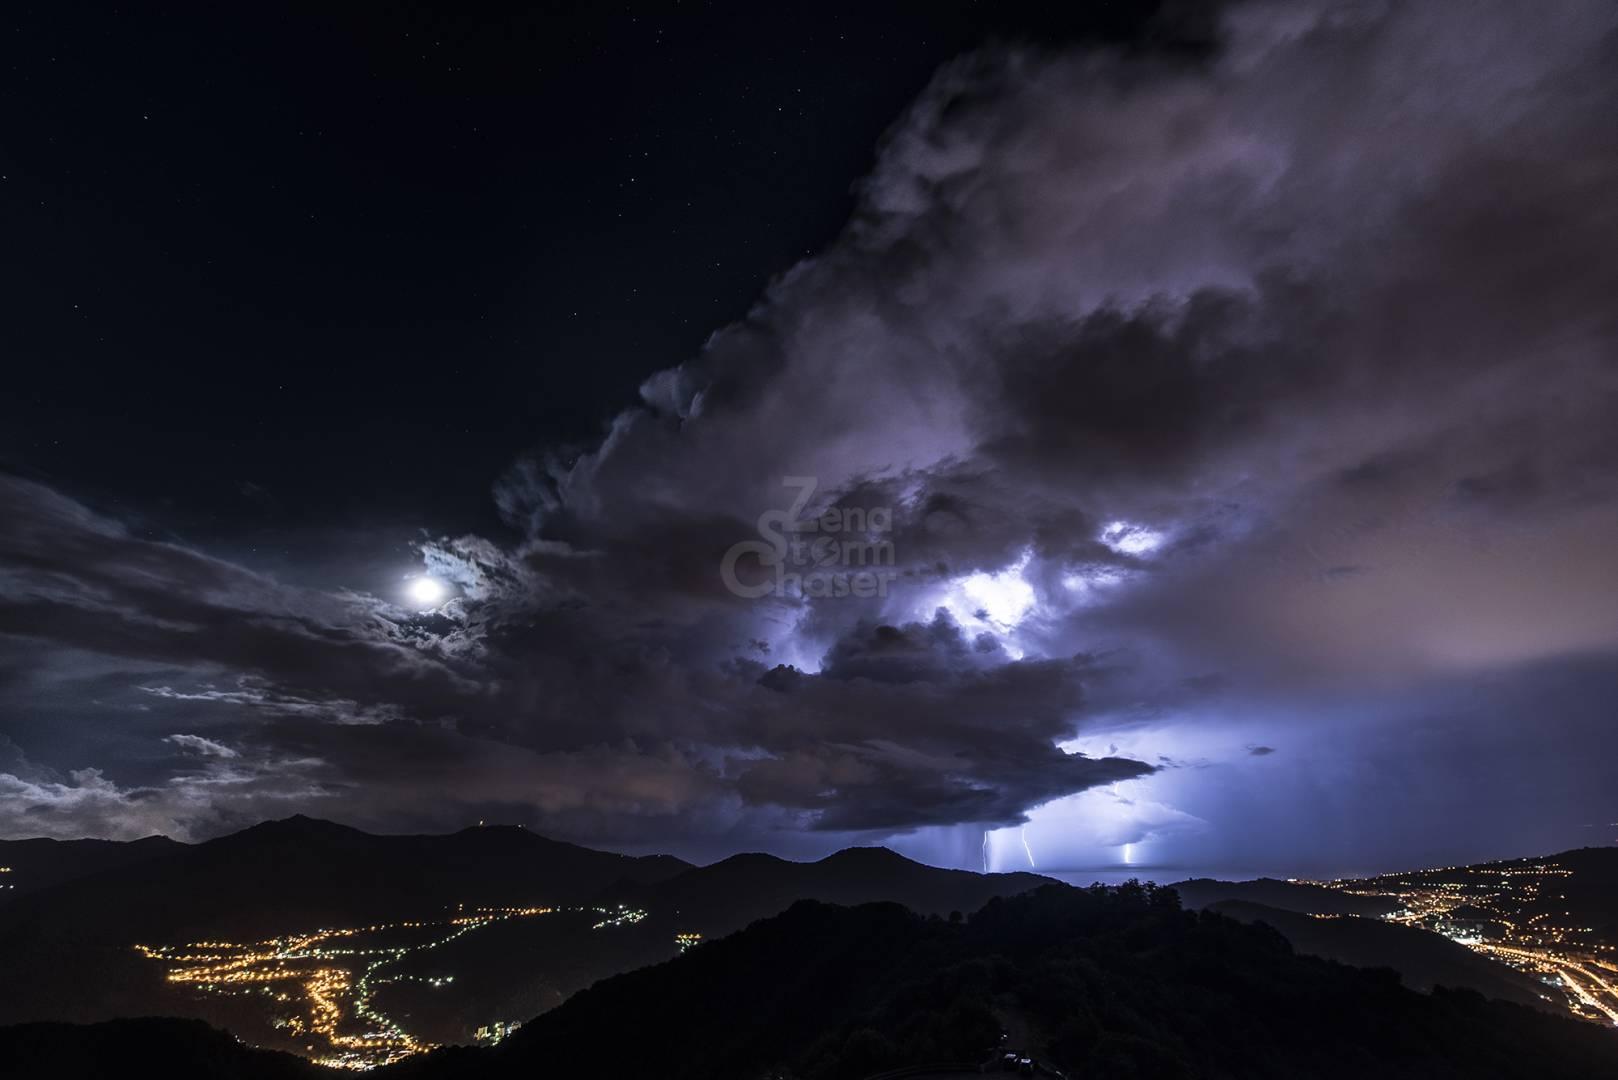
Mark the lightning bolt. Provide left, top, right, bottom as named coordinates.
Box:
left=1020, top=825, right=1035, bottom=868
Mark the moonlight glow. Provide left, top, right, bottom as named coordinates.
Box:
left=408, top=576, right=447, bottom=607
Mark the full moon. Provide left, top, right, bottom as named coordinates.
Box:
left=408, top=576, right=446, bottom=607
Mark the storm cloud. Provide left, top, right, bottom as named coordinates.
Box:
left=3, top=0, right=1616, bottom=868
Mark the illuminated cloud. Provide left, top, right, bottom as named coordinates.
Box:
left=952, top=549, right=1037, bottom=629
left=1099, top=522, right=1165, bottom=558
left=164, top=734, right=239, bottom=759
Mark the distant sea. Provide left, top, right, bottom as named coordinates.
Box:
left=1044, top=865, right=1381, bottom=887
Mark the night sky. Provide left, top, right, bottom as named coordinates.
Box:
left=3, top=1, right=1615, bottom=877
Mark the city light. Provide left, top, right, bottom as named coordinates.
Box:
left=134, top=902, right=646, bottom=1069
left=1310, top=858, right=1618, bottom=1028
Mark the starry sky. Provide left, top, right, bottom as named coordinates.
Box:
left=3, top=1, right=1616, bottom=877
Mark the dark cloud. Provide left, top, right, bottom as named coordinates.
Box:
left=0, top=472, right=1148, bottom=846
left=0, top=476, right=480, bottom=709
left=819, top=611, right=1010, bottom=684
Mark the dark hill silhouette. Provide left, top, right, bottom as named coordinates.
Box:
left=1170, top=876, right=1400, bottom=916
left=0, top=822, right=1047, bottom=1037
left=10, top=885, right=1618, bottom=1080
left=609, top=844, right=1056, bottom=937
left=404, top=885, right=1618, bottom=1080
left=0, top=1017, right=323, bottom=1079
left=0, top=817, right=691, bottom=1028
left=1206, top=899, right=1555, bottom=1011
left=1352, top=846, right=1618, bottom=940
left=0, top=815, right=691, bottom=946
left=0, top=834, right=183, bottom=902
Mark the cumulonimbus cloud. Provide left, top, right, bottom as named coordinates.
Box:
left=4, top=1, right=1617, bottom=860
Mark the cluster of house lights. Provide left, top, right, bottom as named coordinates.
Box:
left=135, top=903, right=648, bottom=1069
left=1308, top=860, right=1618, bottom=1027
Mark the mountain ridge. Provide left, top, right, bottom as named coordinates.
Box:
left=9, top=885, right=1618, bottom=1080
left=1206, top=899, right=1557, bottom=1012
left=0, top=817, right=1058, bottom=1043
left=0, top=834, right=186, bottom=902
